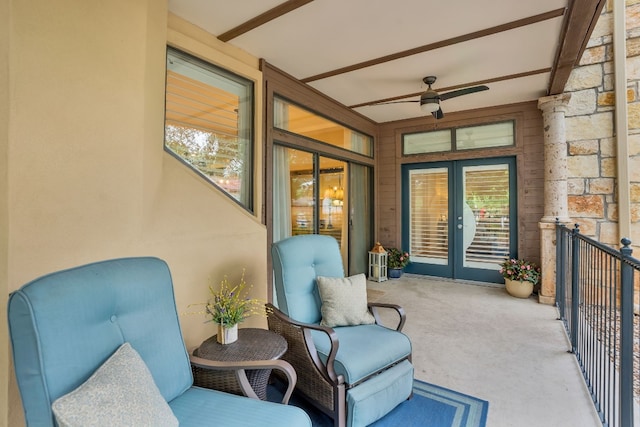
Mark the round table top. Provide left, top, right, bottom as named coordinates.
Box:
left=194, top=328, right=287, bottom=362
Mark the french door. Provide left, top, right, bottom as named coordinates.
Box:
left=402, top=157, right=516, bottom=283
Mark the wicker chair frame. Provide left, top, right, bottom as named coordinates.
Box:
left=267, top=302, right=409, bottom=427
left=190, top=351, right=298, bottom=404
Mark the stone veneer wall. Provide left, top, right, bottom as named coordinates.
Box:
left=565, top=0, right=640, bottom=248
left=565, top=0, right=640, bottom=308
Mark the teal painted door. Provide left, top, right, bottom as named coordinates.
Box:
left=402, top=157, right=516, bottom=283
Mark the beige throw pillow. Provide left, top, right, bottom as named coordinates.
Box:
left=51, top=342, right=178, bottom=427
left=316, top=273, right=375, bottom=327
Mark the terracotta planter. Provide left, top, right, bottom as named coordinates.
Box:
left=217, top=323, right=238, bottom=344
left=505, top=278, right=534, bottom=299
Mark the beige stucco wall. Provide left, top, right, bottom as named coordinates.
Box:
left=3, top=2, right=266, bottom=426
left=1, top=0, right=9, bottom=424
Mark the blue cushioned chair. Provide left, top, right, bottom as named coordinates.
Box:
left=268, top=235, right=414, bottom=427
left=8, top=257, right=311, bottom=427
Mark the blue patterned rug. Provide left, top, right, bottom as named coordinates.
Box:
left=268, top=379, right=488, bottom=427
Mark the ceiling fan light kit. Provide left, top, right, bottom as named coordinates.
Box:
left=420, top=95, right=440, bottom=113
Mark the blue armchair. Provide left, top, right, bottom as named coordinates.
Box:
left=8, top=257, right=311, bottom=426
left=269, top=235, right=414, bottom=427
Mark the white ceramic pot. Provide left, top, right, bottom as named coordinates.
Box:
left=217, top=323, right=238, bottom=344
left=505, top=278, right=534, bottom=299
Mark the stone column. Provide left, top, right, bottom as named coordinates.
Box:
left=537, top=93, right=571, bottom=304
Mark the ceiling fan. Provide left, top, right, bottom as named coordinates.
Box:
left=378, top=76, right=489, bottom=119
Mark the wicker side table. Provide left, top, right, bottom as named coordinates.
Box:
left=192, top=328, right=287, bottom=400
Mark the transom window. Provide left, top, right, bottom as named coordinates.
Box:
left=164, top=47, right=254, bottom=211
left=403, top=121, right=514, bottom=155
left=274, top=97, right=373, bottom=157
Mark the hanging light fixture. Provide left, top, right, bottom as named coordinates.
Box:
left=332, top=186, right=344, bottom=207
left=419, top=90, right=440, bottom=113
left=419, top=75, right=441, bottom=113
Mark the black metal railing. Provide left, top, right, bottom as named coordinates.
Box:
left=556, top=221, right=638, bottom=427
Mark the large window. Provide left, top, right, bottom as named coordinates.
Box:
left=164, top=47, right=254, bottom=210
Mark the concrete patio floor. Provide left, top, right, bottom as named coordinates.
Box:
left=366, top=273, right=602, bottom=427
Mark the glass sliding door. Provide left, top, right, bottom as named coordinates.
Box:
left=273, top=144, right=371, bottom=275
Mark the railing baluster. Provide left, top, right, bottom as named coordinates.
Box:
left=556, top=218, right=565, bottom=320
left=619, top=238, right=633, bottom=427
left=571, top=224, right=581, bottom=354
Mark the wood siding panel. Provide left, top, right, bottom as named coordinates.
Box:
left=377, top=101, right=544, bottom=264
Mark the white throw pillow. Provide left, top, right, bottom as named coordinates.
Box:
left=51, top=342, right=178, bottom=427
left=316, top=273, right=376, bottom=327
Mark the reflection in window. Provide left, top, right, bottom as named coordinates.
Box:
left=274, top=97, right=373, bottom=157
left=288, top=164, right=346, bottom=248
left=164, top=47, right=254, bottom=210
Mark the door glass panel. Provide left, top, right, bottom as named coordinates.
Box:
left=319, top=158, right=346, bottom=251
left=409, top=168, right=449, bottom=265
left=289, top=151, right=315, bottom=237
left=463, top=164, right=510, bottom=269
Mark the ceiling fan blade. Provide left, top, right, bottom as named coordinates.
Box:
left=439, top=85, right=489, bottom=101
left=375, top=100, right=420, bottom=105
left=432, top=108, right=444, bottom=120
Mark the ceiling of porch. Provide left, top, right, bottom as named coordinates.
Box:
left=168, top=0, right=606, bottom=125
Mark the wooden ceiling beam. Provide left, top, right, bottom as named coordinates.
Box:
left=218, top=0, right=314, bottom=42
left=547, top=0, right=607, bottom=95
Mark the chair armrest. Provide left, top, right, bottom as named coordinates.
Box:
left=368, top=302, right=407, bottom=331
left=189, top=350, right=298, bottom=404
left=266, top=303, right=344, bottom=385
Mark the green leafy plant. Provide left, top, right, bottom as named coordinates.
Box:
left=387, top=247, right=410, bottom=269
left=499, top=258, right=541, bottom=285
left=190, top=270, right=265, bottom=327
